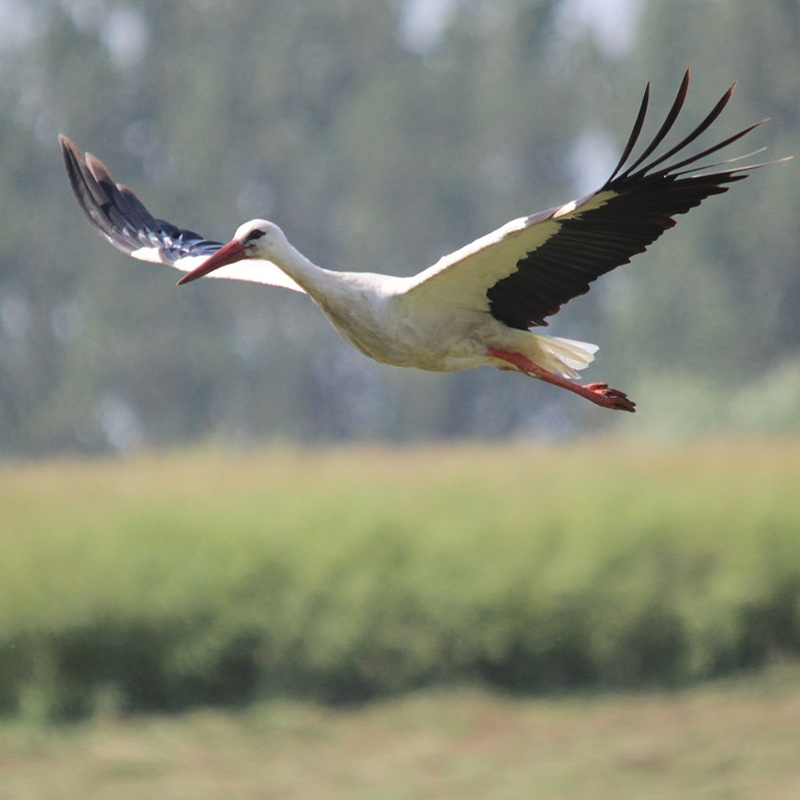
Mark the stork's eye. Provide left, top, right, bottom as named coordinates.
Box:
left=246, top=229, right=266, bottom=241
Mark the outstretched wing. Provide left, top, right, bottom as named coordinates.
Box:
left=59, top=135, right=305, bottom=294
left=403, top=70, right=782, bottom=328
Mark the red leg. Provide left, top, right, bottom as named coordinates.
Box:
left=487, top=347, right=636, bottom=412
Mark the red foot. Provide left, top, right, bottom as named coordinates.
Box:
left=487, top=348, right=636, bottom=413
left=581, top=383, right=636, bottom=412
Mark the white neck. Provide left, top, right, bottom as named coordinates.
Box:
left=269, top=236, right=393, bottom=306
left=268, top=237, right=337, bottom=297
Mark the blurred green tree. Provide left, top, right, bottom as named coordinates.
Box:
left=0, top=0, right=796, bottom=454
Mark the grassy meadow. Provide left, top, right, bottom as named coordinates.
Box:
left=1, top=438, right=800, bottom=797
left=1, top=438, right=799, bottom=721
left=2, top=665, right=800, bottom=799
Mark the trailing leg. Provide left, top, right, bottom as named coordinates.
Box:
left=487, top=347, right=636, bottom=412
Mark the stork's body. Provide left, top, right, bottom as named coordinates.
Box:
left=60, top=71, right=785, bottom=413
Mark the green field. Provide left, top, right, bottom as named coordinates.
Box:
left=1, top=440, right=800, bottom=797
left=2, top=666, right=800, bottom=799
left=2, top=439, right=799, bottom=723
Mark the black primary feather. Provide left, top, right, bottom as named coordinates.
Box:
left=487, top=69, right=778, bottom=331
left=59, top=135, right=222, bottom=265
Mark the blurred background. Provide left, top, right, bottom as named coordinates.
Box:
left=1, top=4, right=800, bottom=796
left=0, top=0, right=797, bottom=457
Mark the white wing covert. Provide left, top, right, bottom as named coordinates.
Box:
left=403, top=70, right=774, bottom=330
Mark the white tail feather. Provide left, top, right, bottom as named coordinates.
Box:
left=533, top=335, right=598, bottom=379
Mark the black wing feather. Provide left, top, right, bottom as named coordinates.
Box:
left=59, top=135, right=222, bottom=265
left=487, top=70, right=774, bottom=330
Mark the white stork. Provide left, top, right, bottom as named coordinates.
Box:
left=60, top=70, right=784, bottom=413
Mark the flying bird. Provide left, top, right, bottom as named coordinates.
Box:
left=60, top=70, right=783, bottom=413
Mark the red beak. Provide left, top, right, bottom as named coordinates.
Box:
left=177, top=238, right=246, bottom=285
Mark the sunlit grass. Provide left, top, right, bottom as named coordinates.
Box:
left=1, top=439, right=799, bottom=718
left=2, top=664, right=800, bottom=799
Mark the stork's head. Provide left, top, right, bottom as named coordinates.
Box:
left=178, top=219, right=287, bottom=285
